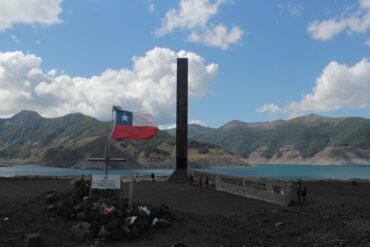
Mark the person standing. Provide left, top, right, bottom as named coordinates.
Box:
left=205, top=177, right=210, bottom=188
left=199, top=176, right=203, bottom=191
left=189, top=173, right=194, bottom=185
left=301, top=185, right=307, bottom=202
left=296, top=181, right=301, bottom=202
left=151, top=173, right=155, bottom=182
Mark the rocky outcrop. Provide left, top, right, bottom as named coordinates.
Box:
left=311, top=147, right=370, bottom=165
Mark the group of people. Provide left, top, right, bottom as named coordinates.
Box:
left=188, top=173, right=210, bottom=191
left=296, top=181, right=307, bottom=202
left=199, top=176, right=210, bottom=191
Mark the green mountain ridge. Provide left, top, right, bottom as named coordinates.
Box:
left=166, top=114, right=370, bottom=165
left=2, top=111, right=369, bottom=167
left=0, top=111, right=247, bottom=168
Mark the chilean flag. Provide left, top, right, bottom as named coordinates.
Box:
left=110, top=106, right=159, bottom=140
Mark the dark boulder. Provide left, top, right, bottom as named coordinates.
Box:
left=24, top=233, right=46, bottom=247
left=71, top=222, right=93, bottom=241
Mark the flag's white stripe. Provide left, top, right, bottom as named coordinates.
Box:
left=132, top=112, right=157, bottom=126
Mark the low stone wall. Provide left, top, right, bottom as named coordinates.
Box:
left=188, top=170, right=295, bottom=206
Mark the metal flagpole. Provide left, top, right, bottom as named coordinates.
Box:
left=86, top=105, right=126, bottom=174
left=105, top=106, right=115, bottom=175
left=104, top=142, right=109, bottom=175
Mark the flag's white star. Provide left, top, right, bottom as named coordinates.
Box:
left=122, top=114, right=129, bottom=122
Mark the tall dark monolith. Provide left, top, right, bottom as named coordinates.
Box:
left=176, top=58, right=188, bottom=170
left=168, top=58, right=188, bottom=183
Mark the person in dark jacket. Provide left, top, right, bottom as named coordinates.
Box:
left=189, top=173, right=194, bottom=185
left=296, top=181, right=301, bottom=202
left=301, top=185, right=307, bottom=202
left=205, top=176, right=210, bottom=187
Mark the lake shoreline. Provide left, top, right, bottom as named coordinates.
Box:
left=2, top=164, right=370, bottom=180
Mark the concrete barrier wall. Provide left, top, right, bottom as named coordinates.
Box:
left=188, top=170, right=295, bottom=206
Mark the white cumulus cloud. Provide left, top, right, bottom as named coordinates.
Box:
left=187, top=24, right=243, bottom=50
left=0, top=0, right=63, bottom=31
left=189, top=119, right=207, bottom=126
left=155, top=0, right=225, bottom=36
left=155, top=0, right=243, bottom=49
left=256, top=104, right=281, bottom=114
left=278, top=3, right=303, bottom=17
left=287, top=59, right=370, bottom=114
left=365, top=37, right=370, bottom=46
left=257, top=58, right=370, bottom=116
left=11, top=35, right=20, bottom=43
left=159, top=119, right=206, bottom=130
left=148, top=3, right=155, bottom=13
left=0, top=48, right=218, bottom=124
left=308, top=0, right=370, bottom=41
left=47, top=69, right=57, bottom=77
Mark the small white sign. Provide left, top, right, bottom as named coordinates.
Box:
left=92, top=175, right=121, bottom=189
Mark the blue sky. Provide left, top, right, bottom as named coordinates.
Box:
left=1, top=0, right=370, bottom=128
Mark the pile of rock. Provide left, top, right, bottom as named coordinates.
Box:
left=45, top=178, right=172, bottom=242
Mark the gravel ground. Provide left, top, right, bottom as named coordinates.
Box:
left=0, top=177, right=369, bottom=247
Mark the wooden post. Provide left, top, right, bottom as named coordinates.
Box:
left=176, top=58, right=188, bottom=170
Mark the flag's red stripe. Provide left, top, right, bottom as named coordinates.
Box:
left=111, top=125, right=158, bottom=140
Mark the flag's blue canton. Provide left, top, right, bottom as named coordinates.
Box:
left=116, top=110, right=133, bottom=126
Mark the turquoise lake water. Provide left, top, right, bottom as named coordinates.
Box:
left=1, top=164, right=370, bottom=180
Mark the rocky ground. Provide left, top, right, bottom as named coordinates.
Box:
left=0, top=177, right=370, bottom=246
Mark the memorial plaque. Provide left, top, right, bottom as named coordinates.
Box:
left=92, top=175, right=121, bottom=189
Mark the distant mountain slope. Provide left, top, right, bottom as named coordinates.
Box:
left=191, top=114, right=370, bottom=165
left=3, top=111, right=369, bottom=166
left=0, top=111, right=247, bottom=168
left=164, top=124, right=215, bottom=138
